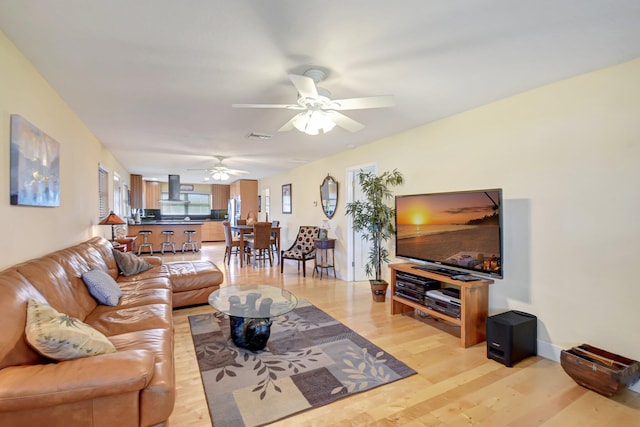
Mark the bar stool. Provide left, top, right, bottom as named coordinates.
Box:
left=160, top=230, right=176, bottom=255
left=137, top=230, right=153, bottom=255
left=182, top=230, right=198, bottom=253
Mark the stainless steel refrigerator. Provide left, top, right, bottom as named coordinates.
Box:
left=227, top=197, right=240, bottom=226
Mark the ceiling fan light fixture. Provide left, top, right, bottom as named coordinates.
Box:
left=211, top=171, right=230, bottom=181
left=292, top=110, right=336, bottom=135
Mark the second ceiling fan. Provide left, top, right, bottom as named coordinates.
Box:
left=233, top=68, right=395, bottom=135
left=188, top=156, right=249, bottom=181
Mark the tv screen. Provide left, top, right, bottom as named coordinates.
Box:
left=395, top=189, right=503, bottom=279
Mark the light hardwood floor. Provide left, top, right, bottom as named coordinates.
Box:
left=167, top=243, right=639, bottom=426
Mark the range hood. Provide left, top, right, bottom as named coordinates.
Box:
left=161, top=174, right=189, bottom=203
left=167, top=174, right=180, bottom=201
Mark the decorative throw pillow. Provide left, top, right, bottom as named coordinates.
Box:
left=81, top=269, right=122, bottom=306
left=112, top=249, right=153, bottom=276
left=25, top=299, right=116, bottom=361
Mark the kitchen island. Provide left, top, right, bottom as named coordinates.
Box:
left=128, top=222, right=204, bottom=254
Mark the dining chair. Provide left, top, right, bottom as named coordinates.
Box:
left=280, top=226, right=319, bottom=277
left=270, top=220, right=280, bottom=256
left=234, top=219, right=247, bottom=238
left=245, top=222, right=273, bottom=267
left=223, top=221, right=241, bottom=264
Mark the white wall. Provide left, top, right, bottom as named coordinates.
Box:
left=0, top=30, right=129, bottom=269
left=260, top=57, right=640, bottom=360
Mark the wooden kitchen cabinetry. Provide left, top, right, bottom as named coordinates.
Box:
left=211, top=184, right=230, bottom=210
left=130, top=174, right=143, bottom=210
left=230, top=179, right=258, bottom=218
left=201, top=221, right=224, bottom=242
left=144, top=181, right=161, bottom=209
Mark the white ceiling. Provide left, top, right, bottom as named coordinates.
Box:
left=1, top=1, right=639, bottom=184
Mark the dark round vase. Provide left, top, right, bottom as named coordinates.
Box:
left=229, top=316, right=273, bottom=351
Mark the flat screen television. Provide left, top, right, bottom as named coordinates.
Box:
left=395, top=188, right=503, bottom=279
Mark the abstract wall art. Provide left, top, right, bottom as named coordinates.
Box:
left=10, top=115, right=61, bottom=207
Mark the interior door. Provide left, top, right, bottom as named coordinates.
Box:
left=346, top=164, right=376, bottom=281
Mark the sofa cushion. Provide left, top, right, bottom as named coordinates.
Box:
left=25, top=299, right=116, bottom=361
left=112, top=250, right=153, bottom=276
left=82, top=269, right=122, bottom=306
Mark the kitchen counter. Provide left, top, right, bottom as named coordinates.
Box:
left=128, top=220, right=224, bottom=251
left=128, top=223, right=204, bottom=253
left=138, top=220, right=205, bottom=225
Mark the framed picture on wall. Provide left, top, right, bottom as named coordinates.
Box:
left=282, top=183, right=292, bottom=214
left=9, top=115, right=61, bottom=207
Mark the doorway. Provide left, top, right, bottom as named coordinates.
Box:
left=345, top=163, right=376, bottom=281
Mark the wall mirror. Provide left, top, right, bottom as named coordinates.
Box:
left=320, top=175, right=338, bottom=219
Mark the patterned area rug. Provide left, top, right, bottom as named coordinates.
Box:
left=189, top=299, right=416, bottom=427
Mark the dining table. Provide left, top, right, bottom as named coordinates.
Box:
left=231, top=224, right=281, bottom=267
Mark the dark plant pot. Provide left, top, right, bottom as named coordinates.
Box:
left=370, top=280, right=388, bottom=302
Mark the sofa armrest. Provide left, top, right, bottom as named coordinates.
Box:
left=0, top=349, right=155, bottom=411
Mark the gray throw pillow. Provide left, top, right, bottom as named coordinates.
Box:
left=112, top=249, right=153, bottom=277
left=81, top=269, right=122, bottom=306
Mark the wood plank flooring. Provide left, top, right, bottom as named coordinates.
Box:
left=167, top=243, right=640, bottom=426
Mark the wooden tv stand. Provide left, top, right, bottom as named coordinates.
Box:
left=389, top=263, right=494, bottom=348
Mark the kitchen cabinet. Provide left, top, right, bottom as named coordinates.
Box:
left=130, top=174, right=143, bottom=209
left=230, top=179, right=258, bottom=219
left=202, top=221, right=224, bottom=242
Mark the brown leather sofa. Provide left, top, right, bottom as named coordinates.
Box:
left=0, top=236, right=223, bottom=427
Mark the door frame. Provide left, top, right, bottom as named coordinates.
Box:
left=345, top=162, right=377, bottom=281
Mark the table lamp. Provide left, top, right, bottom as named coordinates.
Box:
left=319, top=219, right=330, bottom=239
left=99, top=211, right=126, bottom=241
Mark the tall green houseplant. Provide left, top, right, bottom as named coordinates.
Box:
left=345, top=169, right=405, bottom=287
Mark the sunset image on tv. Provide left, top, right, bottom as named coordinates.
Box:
left=396, top=190, right=502, bottom=276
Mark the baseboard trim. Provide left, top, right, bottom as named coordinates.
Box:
left=537, top=339, right=562, bottom=362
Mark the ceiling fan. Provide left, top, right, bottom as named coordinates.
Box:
left=188, top=156, right=249, bottom=181
left=232, top=68, right=395, bottom=135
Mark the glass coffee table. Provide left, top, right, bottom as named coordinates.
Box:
left=208, top=285, right=298, bottom=351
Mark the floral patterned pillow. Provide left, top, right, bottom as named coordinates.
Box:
left=25, top=299, right=116, bottom=361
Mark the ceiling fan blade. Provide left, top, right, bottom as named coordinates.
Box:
left=277, top=116, right=297, bottom=132
left=288, top=74, right=318, bottom=99
left=330, top=95, right=395, bottom=110
left=326, top=111, right=365, bottom=133
left=232, top=103, right=304, bottom=109
left=227, top=169, right=249, bottom=175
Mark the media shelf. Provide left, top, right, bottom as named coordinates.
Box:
left=389, top=263, right=494, bottom=348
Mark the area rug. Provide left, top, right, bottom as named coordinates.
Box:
left=189, top=299, right=416, bottom=427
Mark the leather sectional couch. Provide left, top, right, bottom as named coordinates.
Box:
left=0, top=236, right=223, bottom=427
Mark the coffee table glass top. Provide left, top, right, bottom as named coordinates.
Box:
left=208, top=285, right=297, bottom=319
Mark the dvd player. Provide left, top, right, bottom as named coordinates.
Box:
left=424, top=290, right=461, bottom=319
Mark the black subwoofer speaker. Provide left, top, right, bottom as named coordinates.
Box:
left=486, top=310, right=537, bottom=367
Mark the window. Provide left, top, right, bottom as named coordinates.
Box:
left=160, top=192, right=211, bottom=216
left=98, top=166, right=109, bottom=220
left=113, top=172, right=121, bottom=216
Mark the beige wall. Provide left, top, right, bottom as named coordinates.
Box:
left=0, top=30, right=129, bottom=269
left=3, top=23, right=639, bottom=362
left=260, top=57, right=640, bottom=360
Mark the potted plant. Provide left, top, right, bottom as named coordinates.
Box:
left=345, top=169, right=404, bottom=301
